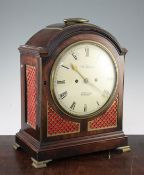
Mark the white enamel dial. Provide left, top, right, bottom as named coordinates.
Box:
left=51, top=41, right=117, bottom=118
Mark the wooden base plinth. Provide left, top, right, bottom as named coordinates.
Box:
left=15, top=130, right=129, bottom=168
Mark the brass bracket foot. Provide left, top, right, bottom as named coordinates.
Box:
left=13, top=143, right=20, bottom=150
left=116, top=145, right=131, bottom=153
left=31, top=157, right=52, bottom=168
left=108, top=151, right=111, bottom=159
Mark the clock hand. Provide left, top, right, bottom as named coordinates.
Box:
left=87, top=81, right=102, bottom=94
left=71, top=64, right=102, bottom=93
left=61, top=65, right=69, bottom=69
left=71, top=64, right=88, bottom=83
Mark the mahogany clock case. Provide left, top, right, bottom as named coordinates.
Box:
left=15, top=19, right=128, bottom=162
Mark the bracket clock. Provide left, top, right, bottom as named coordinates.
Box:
left=14, top=18, right=131, bottom=168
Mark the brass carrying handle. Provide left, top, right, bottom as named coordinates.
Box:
left=64, top=18, right=89, bottom=25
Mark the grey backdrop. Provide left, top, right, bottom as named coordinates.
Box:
left=0, top=0, right=144, bottom=134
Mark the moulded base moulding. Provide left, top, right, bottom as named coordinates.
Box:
left=14, top=130, right=129, bottom=168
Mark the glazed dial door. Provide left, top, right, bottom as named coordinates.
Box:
left=51, top=41, right=117, bottom=118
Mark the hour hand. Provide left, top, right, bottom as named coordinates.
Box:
left=71, top=64, right=78, bottom=72
left=71, top=64, right=88, bottom=83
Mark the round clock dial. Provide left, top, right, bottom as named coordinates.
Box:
left=51, top=41, right=118, bottom=118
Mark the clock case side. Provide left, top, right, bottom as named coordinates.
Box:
left=15, top=27, right=63, bottom=160
left=15, top=46, right=46, bottom=156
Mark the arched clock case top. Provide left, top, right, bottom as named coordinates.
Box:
left=47, top=35, right=119, bottom=120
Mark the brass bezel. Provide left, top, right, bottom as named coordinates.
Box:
left=50, top=40, right=118, bottom=120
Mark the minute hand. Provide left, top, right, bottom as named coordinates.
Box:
left=87, top=81, right=102, bottom=94
left=71, top=63, right=102, bottom=93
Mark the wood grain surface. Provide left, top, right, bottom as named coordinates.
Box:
left=0, top=135, right=144, bottom=175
